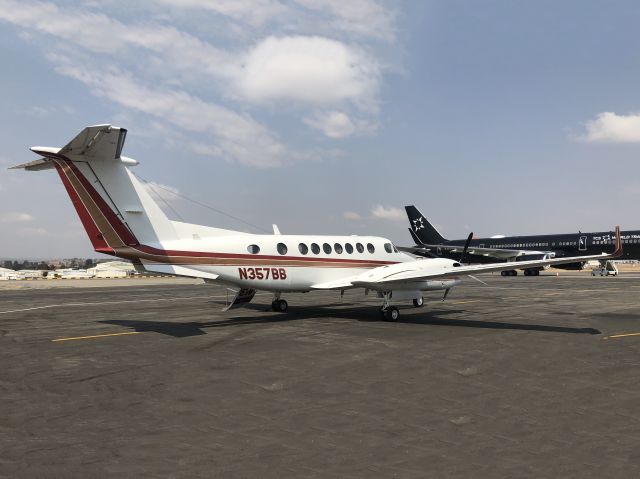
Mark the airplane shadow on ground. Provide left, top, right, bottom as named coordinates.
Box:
left=99, top=303, right=600, bottom=338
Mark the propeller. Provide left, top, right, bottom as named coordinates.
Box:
left=459, top=232, right=473, bottom=265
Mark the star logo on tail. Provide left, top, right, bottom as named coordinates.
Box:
left=413, top=217, right=425, bottom=231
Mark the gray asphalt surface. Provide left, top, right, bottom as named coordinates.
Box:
left=1, top=276, right=640, bottom=478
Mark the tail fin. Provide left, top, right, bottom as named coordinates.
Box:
left=404, top=205, right=447, bottom=244
left=12, top=125, right=177, bottom=253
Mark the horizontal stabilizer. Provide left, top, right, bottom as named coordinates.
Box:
left=9, top=158, right=56, bottom=171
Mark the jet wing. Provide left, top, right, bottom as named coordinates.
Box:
left=399, top=243, right=548, bottom=260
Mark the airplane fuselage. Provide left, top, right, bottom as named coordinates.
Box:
left=112, top=234, right=463, bottom=292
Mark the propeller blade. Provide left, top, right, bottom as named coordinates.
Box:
left=459, top=232, right=473, bottom=264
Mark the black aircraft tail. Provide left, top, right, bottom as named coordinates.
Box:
left=405, top=205, right=447, bottom=244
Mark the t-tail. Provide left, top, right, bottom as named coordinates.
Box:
left=10, top=124, right=240, bottom=266
left=404, top=205, right=448, bottom=244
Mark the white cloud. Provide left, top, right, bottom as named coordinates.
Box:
left=154, top=0, right=287, bottom=28
left=0, top=0, right=396, bottom=165
left=238, top=36, right=379, bottom=108
left=371, top=205, right=404, bottom=221
left=343, top=211, right=361, bottom=220
left=1, top=212, right=33, bottom=223
left=305, top=111, right=357, bottom=138
left=18, top=226, right=48, bottom=236
left=293, top=0, right=395, bottom=41
left=51, top=55, right=288, bottom=168
left=580, top=112, right=640, bottom=143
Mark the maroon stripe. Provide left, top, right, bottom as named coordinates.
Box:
left=134, top=244, right=395, bottom=265
left=52, top=161, right=112, bottom=252
left=64, top=160, right=139, bottom=245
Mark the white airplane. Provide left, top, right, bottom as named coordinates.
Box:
left=11, top=125, right=622, bottom=321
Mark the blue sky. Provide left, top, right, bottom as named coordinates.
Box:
left=1, top=0, right=640, bottom=258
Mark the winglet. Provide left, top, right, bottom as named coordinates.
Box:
left=613, top=226, right=623, bottom=258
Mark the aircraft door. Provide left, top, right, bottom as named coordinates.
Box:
left=578, top=235, right=587, bottom=251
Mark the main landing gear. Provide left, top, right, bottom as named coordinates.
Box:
left=501, top=270, right=518, bottom=277
left=523, top=269, right=540, bottom=276
left=271, top=293, right=288, bottom=312
left=380, top=291, right=401, bottom=321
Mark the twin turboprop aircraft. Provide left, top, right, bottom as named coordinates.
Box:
left=12, top=125, right=623, bottom=321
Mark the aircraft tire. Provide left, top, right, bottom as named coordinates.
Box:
left=534, top=270, right=540, bottom=276
left=501, top=271, right=507, bottom=277
left=413, top=297, right=424, bottom=308
left=278, top=299, right=288, bottom=312
left=524, top=270, right=530, bottom=276
left=384, top=306, right=400, bottom=322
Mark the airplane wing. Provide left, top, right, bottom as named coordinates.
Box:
left=321, top=227, right=622, bottom=290
left=398, top=243, right=538, bottom=260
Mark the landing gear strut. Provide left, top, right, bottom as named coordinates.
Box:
left=271, top=293, right=288, bottom=312
left=380, top=292, right=400, bottom=321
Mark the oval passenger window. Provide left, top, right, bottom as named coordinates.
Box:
left=334, top=243, right=343, bottom=254
left=367, top=243, right=375, bottom=253
left=311, top=243, right=320, bottom=254
left=298, top=243, right=308, bottom=255
left=356, top=243, right=364, bottom=253
left=345, top=243, right=353, bottom=254
left=277, top=243, right=288, bottom=255
left=323, top=243, right=332, bottom=254
left=247, top=244, right=260, bottom=254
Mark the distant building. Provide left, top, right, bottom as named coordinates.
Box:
left=0, top=267, right=17, bottom=281
left=88, top=260, right=136, bottom=278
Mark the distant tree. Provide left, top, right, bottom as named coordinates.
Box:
left=84, top=258, right=95, bottom=269
left=3, top=260, right=12, bottom=270
left=37, top=262, right=50, bottom=270
left=12, top=260, right=21, bottom=270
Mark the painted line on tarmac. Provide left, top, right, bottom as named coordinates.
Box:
left=603, top=332, right=640, bottom=340
left=0, top=293, right=259, bottom=315
left=448, top=300, right=485, bottom=305
left=52, top=331, right=142, bottom=342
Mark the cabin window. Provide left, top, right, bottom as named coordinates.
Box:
left=356, top=243, right=364, bottom=253
left=345, top=243, right=354, bottom=254
left=298, top=243, right=308, bottom=255
left=334, top=243, right=343, bottom=254
left=323, top=243, right=332, bottom=254
left=384, top=243, right=393, bottom=253
left=311, top=243, right=320, bottom=254
left=367, top=243, right=375, bottom=254
left=247, top=244, right=260, bottom=254
left=277, top=243, right=288, bottom=255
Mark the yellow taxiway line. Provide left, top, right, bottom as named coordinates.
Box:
left=603, top=332, right=640, bottom=340
left=52, top=331, right=141, bottom=342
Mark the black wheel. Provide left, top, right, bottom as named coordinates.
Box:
left=413, top=297, right=424, bottom=308
left=501, top=271, right=507, bottom=277
left=384, top=306, right=400, bottom=322
left=271, top=300, right=280, bottom=312
left=278, top=299, right=288, bottom=312
left=534, top=270, right=540, bottom=276
left=511, top=270, right=518, bottom=276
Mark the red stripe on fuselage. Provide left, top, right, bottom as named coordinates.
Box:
left=52, top=160, right=112, bottom=252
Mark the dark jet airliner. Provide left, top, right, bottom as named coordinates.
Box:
left=404, top=205, right=640, bottom=276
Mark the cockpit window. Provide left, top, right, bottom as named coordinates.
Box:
left=384, top=243, right=393, bottom=253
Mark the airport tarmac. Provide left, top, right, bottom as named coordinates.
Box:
left=2, top=275, right=640, bottom=478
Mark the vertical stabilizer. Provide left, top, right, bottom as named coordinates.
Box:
left=405, top=205, right=448, bottom=244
